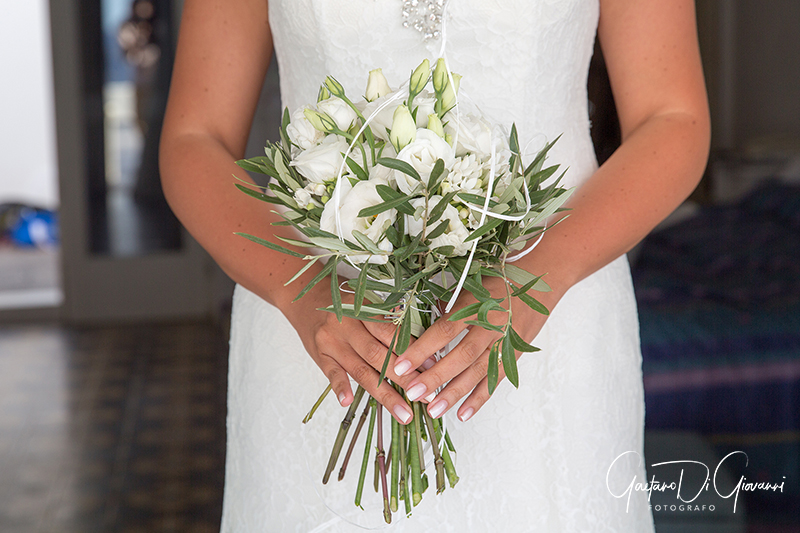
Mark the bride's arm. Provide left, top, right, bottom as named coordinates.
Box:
left=392, top=0, right=711, bottom=420
left=160, top=0, right=415, bottom=424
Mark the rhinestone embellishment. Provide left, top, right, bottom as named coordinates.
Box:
left=401, top=0, right=445, bottom=41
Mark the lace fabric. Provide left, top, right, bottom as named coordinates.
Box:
left=221, top=1, right=656, bottom=531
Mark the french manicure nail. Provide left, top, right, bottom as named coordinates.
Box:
left=338, top=391, right=347, bottom=405
left=393, top=405, right=412, bottom=424
left=429, top=399, right=448, bottom=418
left=406, top=383, right=427, bottom=402
left=460, top=407, right=475, bottom=422
left=424, top=391, right=436, bottom=403
left=394, top=359, right=412, bottom=376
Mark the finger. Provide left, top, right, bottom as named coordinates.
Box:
left=456, top=347, right=520, bottom=422
left=402, top=327, right=497, bottom=403
left=315, top=355, right=354, bottom=407
left=347, top=322, right=419, bottom=389
left=392, top=312, right=468, bottom=378
left=424, top=348, right=492, bottom=419
left=326, top=342, right=414, bottom=425
left=362, top=319, right=397, bottom=348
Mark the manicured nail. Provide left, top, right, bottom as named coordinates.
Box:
left=424, top=391, right=436, bottom=403
left=459, top=407, right=475, bottom=422
left=421, top=358, right=435, bottom=370
left=393, top=405, right=412, bottom=424
left=394, top=359, right=412, bottom=376
left=406, top=383, right=427, bottom=402
left=429, top=399, right=448, bottom=418
left=338, top=392, right=347, bottom=405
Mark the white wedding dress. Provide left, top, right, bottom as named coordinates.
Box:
left=222, top=1, right=656, bottom=531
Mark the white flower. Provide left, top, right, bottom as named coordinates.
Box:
left=317, top=97, right=358, bottom=132
left=320, top=180, right=396, bottom=264
left=393, top=129, right=455, bottom=194
left=405, top=196, right=472, bottom=256
left=360, top=92, right=401, bottom=141
left=409, top=59, right=430, bottom=96
left=290, top=135, right=349, bottom=183
left=444, top=113, right=494, bottom=157
left=412, top=94, right=437, bottom=129
left=365, top=68, right=392, bottom=102
left=286, top=107, right=324, bottom=153
left=390, top=105, right=417, bottom=152
left=368, top=143, right=397, bottom=185
left=442, top=153, right=485, bottom=196
left=293, top=187, right=322, bottom=209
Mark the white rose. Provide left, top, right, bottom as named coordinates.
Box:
left=286, top=107, right=324, bottom=153
left=290, top=135, right=349, bottom=183
left=293, top=187, right=321, bottom=210
left=317, top=97, right=358, bottom=132
left=365, top=68, right=393, bottom=102
left=320, top=180, right=396, bottom=264
left=361, top=92, right=402, bottom=141
left=367, top=143, right=397, bottom=185
left=405, top=196, right=472, bottom=256
left=412, top=93, right=437, bottom=128
left=444, top=113, right=494, bottom=157
left=393, top=129, right=455, bottom=194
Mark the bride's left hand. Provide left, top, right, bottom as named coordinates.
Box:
left=392, top=275, right=564, bottom=422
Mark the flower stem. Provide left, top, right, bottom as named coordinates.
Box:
left=423, top=410, right=446, bottom=494
left=303, top=384, right=331, bottom=424
left=355, top=398, right=377, bottom=508
left=323, top=386, right=365, bottom=484
left=409, top=402, right=424, bottom=505
left=338, top=399, right=371, bottom=481
left=433, top=418, right=459, bottom=488
left=376, top=405, right=392, bottom=524
left=390, top=417, right=400, bottom=512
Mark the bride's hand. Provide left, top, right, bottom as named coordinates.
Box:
left=391, top=275, right=563, bottom=422
left=281, top=278, right=431, bottom=426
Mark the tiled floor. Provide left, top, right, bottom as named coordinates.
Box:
left=0, top=321, right=227, bottom=533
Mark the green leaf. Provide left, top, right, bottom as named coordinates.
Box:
left=504, top=264, right=551, bottom=292
left=351, top=230, right=383, bottom=255
left=509, top=123, right=520, bottom=155
left=377, top=157, right=422, bottom=183
left=510, top=273, right=545, bottom=297
left=517, top=292, right=550, bottom=316
left=346, top=156, right=369, bottom=182
left=447, top=302, right=482, bottom=322
left=462, top=274, right=492, bottom=300
left=464, top=320, right=504, bottom=333
left=308, top=236, right=354, bottom=253
left=385, top=224, right=402, bottom=248
left=234, top=232, right=305, bottom=258
left=465, top=215, right=505, bottom=242
left=427, top=158, right=446, bottom=190
left=354, top=263, right=369, bottom=316
left=432, top=245, right=455, bottom=256
left=284, top=256, right=320, bottom=286
left=477, top=299, right=505, bottom=324
left=331, top=257, right=343, bottom=322
left=426, top=191, right=458, bottom=227
left=457, top=192, right=500, bottom=208
left=357, top=194, right=414, bottom=218
left=395, top=313, right=412, bottom=355
left=487, top=343, right=500, bottom=394
left=508, top=327, right=540, bottom=353
left=275, top=236, right=317, bottom=248
left=395, top=233, right=424, bottom=262
left=235, top=183, right=283, bottom=204
left=294, top=258, right=336, bottom=301
left=501, top=336, right=520, bottom=388
left=318, top=305, right=388, bottom=322
left=425, top=220, right=450, bottom=240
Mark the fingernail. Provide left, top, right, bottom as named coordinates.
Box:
left=429, top=399, right=448, bottom=418
left=406, top=383, right=427, bottom=402
left=337, top=392, right=347, bottom=405
left=421, top=358, right=435, bottom=370
left=394, top=359, right=412, bottom=376
left=459, top=407, right=475, bottom=422
left=424, top=391, right=436, bottom=403
left=393, top=405, right=412, bottom=424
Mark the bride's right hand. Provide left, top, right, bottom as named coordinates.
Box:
left=280, top=277, right=423, bottom=425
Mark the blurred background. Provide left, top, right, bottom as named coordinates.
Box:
left=0, top=0, right=797, bottom=531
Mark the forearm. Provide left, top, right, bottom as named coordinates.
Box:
left=160, top=133, right=326, bottom=314
left=517, top=110, right=710, bottom=296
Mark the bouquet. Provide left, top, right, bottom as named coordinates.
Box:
left=234, top=58, right=572, bottom=523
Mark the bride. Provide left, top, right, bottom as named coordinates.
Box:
left=160, top=0, right=709, bottom=530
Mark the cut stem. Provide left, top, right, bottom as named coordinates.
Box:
left=323, top=386, right=365, bottom=484
left=303, top=384, right=331, bottom=424
left=355, top=398, right=377, bottom=508
left=338, top=398, right=371, bottom=481
left=423, top=409, right=446, bottom=493
left=376, top=405, right=392, bottom=524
